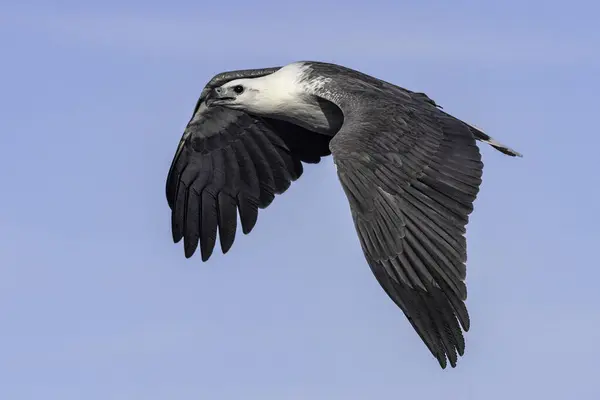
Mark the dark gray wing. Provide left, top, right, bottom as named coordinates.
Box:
left=166, top=70, right=331, bottom=261
left=323, top=83, right=483, bottom=368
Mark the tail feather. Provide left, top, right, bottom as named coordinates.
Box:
left=465, top=122, right=523, bottom=157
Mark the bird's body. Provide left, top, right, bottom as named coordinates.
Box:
left=166, top=61, right=521, bottom=369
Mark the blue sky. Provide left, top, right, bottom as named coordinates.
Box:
left=1, top=1, right=599, bottom=399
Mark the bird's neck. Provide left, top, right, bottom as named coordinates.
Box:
left=269, top=94, right=343, bottom=136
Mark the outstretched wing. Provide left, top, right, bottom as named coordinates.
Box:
left=166, top=70, right=331, bottom=261
left=325, top=84, right=484, bottom=368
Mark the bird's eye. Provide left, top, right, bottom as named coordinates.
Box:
left=233, top=85, right=244, bottom=94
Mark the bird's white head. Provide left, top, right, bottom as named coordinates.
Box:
left=204, top=63, right=310, bottom=116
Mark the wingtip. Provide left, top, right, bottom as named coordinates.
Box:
left=200, top=248, right=212, bottom=262
left=220, top=238, right=235, bottom=256
left=184, top=245, right=197, bottom=259
left=449, top=357, right=458, bottom=369
left=434, top=346, right=466, bottom=369
left=437, top=355, right=448, bottom=369
left=437, top=356, right=459, bottom=369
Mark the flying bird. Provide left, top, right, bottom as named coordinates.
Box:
left=165, top=61, right=521, bottom=369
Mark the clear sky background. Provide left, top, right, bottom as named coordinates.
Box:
left=1, top=1, right=599, bottom=399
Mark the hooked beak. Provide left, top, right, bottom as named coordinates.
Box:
left=205, top=87, right=235, bottom=107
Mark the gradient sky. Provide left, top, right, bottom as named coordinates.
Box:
left=1, top=1, right=599, bottom=399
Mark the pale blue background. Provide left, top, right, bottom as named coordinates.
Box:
left=1, top=1, right=599, bottom=399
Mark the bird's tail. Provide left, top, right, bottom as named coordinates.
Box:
left=465, top=122, right=523, bottom=157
